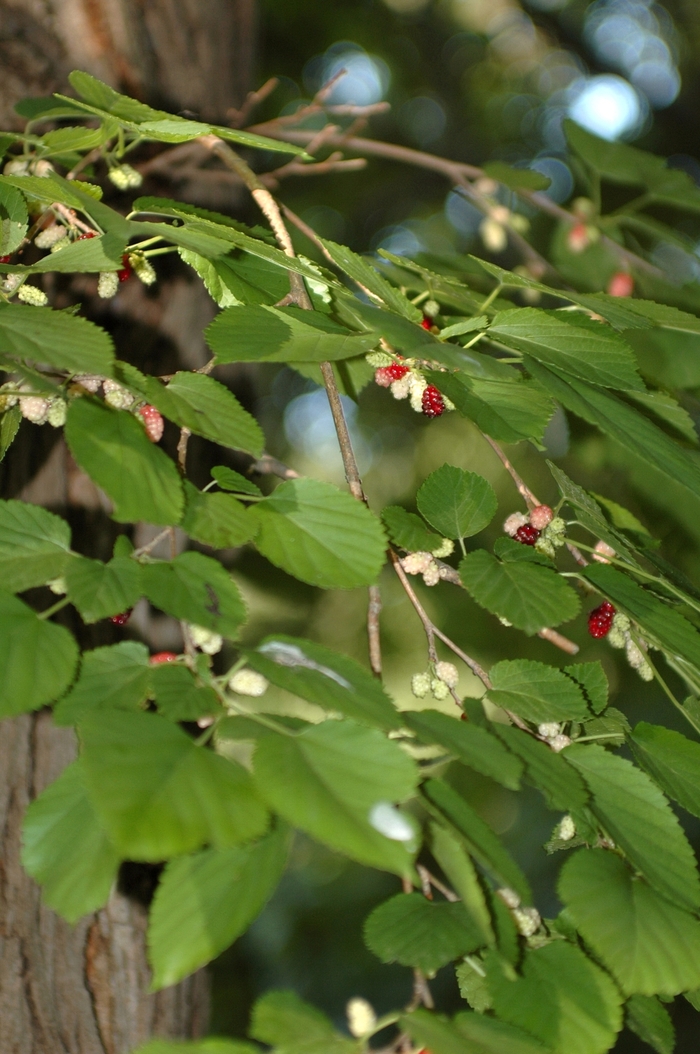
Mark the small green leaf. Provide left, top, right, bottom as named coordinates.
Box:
left=65, top=555, right=142, bottom=623
left=405, top=710, right=523, bottom=790
left=80, top=709, right=269, bottom=860
left=211, top=466, right=262, bottom=496
left=625, top=995, right=675, bottom=1054
left=456, top=960, right=493, bottom=1012
left=147, top=828, right=288, bottom=989
left=417, top=465, right=497, bottom=540
left=251, top=989, right=355, bottom=1054
left=181, top=482, right=256, bottom=550
left=0, top=499, right=71, bottom=591
left=0, top=591, right=78, bottom=717
left=53, top=641, right=150, bottom=725
left=0, top=405, right=21, bottom=461
left=493, top=724, right=588, bottom=811
left=151, top=663, right=219, bottom=722
left=65, top=398, right=183, bottom=526
left=248, top=478, right=387, bottom=589
left=21, top=759, right=119, bottom=923
left=565, top=662, right=609, bottom=715
left=142, top=550, right=246, bottom=640
left=206, top=305, right=376, bottom=364
left=460, top=549, right=580, bottom=634
left=559, top=849, right=700, bottom=996
left=482, top=161, right=552, bottom=191
left=630, top=722, right=700, bottom=821
left=488, top=660, right=589, bottom=724
left=403, top=1007, right=549, bottom=1054
left=0, top=303, right=115, bottom=375
left=164, top=371, right=264, bottom=457
left=365, top=893, right=484, bottom=974
left=0, top=180, right=28, bottom=254
left=381, top=505, right=442, bottom=552
left=429, top=824, right=494, bottom=944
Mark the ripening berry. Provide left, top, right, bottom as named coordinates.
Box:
left=421, top=385, right=445, bottom=418
left=374, top=363, right=409, bottom=387
left=149, top=651, right=179, bottom=664
left=435, top=661, right=459, bottom=688
left=515, top=523, right=540, bottom=546
left=0, top=255, right=11, bottom=263
left=118, top=254, right=132, bottom=282
left=111, top=608, right=132, bottom=626
left=76, top=231, right=97, bottom=240
left=592, top=540, right=616, bottom=563
left=567, top=222, right=589, bottom=253
left=420, top=316, right=432, bottom=330
left=587, top=600, right=616, bottom=638
left=138, top=404, right=164, bottom=443
left=529, top=504, right=553, bottom=530
left=607, top=272, right=634, bottom=297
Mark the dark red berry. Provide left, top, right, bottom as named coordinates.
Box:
left=421, top=385, right=445, bottom=418
left=110, top=608, right=133, bottom=626
left=0, top=255, right=11, bottom=263
left=587, top=601, right=616, bottom=638
left=118, top=254, right=132, bottom=282
left=76, top=231, right=97, bottom=240
left=149, top=651, right=178, bottom=665
left=374, top=362, right=410, bottom=387
left=515, top=524, right=541, bottom=546
left=421, top=316, right=432, bottom=330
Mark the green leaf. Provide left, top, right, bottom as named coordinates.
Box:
left=565, top=662, right=609, bottom=715
left=65, top=554, right=142, bottom=622
left=486, top=941, right=623, bottom=1054
left=381, top=505, right=442, bottom=552
left=566, top=744, right=700, bottom=911
left=364, top=893, right=484, bottom=974
left=489, top=308, right=643, bottom=391
left=404, top=710, right=523, bottom=790
left=318, top=238, right=422, bottom=321
left=251, top=990, right=355, bottom=1054
left=53, top=641, right=150, bottom=725
left=582, top=564, right=700, bottom=669
left=627, top=389, right=698, bottom=446
left=429, top=823, right=495, bottom=944
left=0, top=499, right=71, bottom=591
left=181, top=482, right=256, bottom=550
left=80, top=709, right=269, bottom=860
left=248, top=478, right=387, bottom=589
left=625, top=995, right=675, bottom=1054
left=559, top=849, right=700, bottom=996
left=0, top=303, right=114, bottom=375
left=0, top=405, right=21, bottom=461
left=20, top=759, right=119, bottom=924
left=403, top=1008, right=549, bottom=1054
left=164, top=372, right=264, bottom=456
left=487, top=660, right=589, bottom=724
left=0, top=591, right=78, bottom=717
left=417, top=465, right=497, bottom=540
left=65, top=398, right=183, bottom=526
left=134, top=1041, right=259, bottom=1054
left=492, top=724, right=588, bottom=811
left=422, top=779, right=531, bottom=902
left=482, top=160, right=551, bottom=191
left=141, top=550, right=246, bottom=639
left=253, top=720, right=418, bottom=876
left=546, top=462, right=636, bottom=560
left=11, top=232, right=126, bottom=275
left=245, top=635, right=402, bottom=730
left=431, top=371, right=555, bottom=444
left=0, top=180, right=27, bottom=254
left=147, top=828, right=288, bottom=988
left=459, top=549, right=580, bottom=634
left=206, top=305, right=376, bottom=364
left=456, top=960, right=493, bottom=1012
left=211, top=466, right=262, bottom=497
left=151, top=663, right=219, bottom=722
left=630, top=722, right=700, bottom=821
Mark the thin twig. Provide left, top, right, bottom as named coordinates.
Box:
left=250, top=455, right=300, bottom=480
left=481, top=432, right=538, bottom=511
left=417, top=865, right=460, bottom=903
left=226, top=76, right=281, bottom=128
left=132, top=527, right=171, bottom=558
left=177, top=426, right=191, bottom=474
left=368, top=584, right=383, bottom=677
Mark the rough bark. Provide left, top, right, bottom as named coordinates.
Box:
left=0, top=0, right=257, bottom=1047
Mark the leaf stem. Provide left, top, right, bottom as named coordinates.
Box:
left=38, top=596, right=70, bottom=620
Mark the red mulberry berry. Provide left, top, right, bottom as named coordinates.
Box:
left=420, top=316, right=432, bottom=330
left=421, top=385, right=445, bottom=418
left=515, top=524, right=540, bottom=546
left=118, top=254, right=132, bottom=282
left=149, top=651, right=178, bottom=665
left=374, top=363, right=409, bottom=387
left=139, top=404, right=164, bottom=443
left=111, top=608, right=133, bottom=626
left=607, top=272, right=634, bottom=297
left=76, top=231, right=97, bottom=240
left=0, top=255, right=11, bottom=263
left=587, top=600, right=616, bottom=638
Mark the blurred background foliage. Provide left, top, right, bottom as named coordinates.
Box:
left=189, top=0, right=700, bottom=1049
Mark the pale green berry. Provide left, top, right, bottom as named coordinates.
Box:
left=48, top=577, right=67, bottom=595
left=189, top=624, right=223, bottom=654
left=423, top=298, right=440, bottom=318
left=35, top=225, right=68, bottom=249
left=366, top=350, right=394, bottom=367
left=431, top=678, right=450, bottom=700
left=411, top=672, right=431, bottom=698
left=132, top=256, right=157, bottom=285
left=435, top=661, right=459, bottom=688
left=98, top=272, right=119, bottom=299
left=557, top=815, right=576, bottom=841
left=228, top=668, right=269, bottom=696
left=512, top=906, right=540, bottom=937
left=346, top=998, right=376, bottom=1039
left=103, top=380, right=135, bottom=409
left=431, top=538, right=454, bottom=559
left=17, top=285, right=48, bottom=306
left=47, top=399, right=67, bottom=428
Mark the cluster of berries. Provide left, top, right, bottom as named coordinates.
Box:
left=368, top=351, right=453, bottom=420
left=400, top=540, right=454, bottom=587
left=587, top=600, right=616, bottom=638
left=537, top=721, right=571, bottom=753
left=0, top=382, right=68, bottom=427
left=588, top=603, right=653, bottom=680
left=503, top=504, right=567, bottom=558
left=496, top=887, right=541, bottom=938
left=411, top=660, right=459, bottom=702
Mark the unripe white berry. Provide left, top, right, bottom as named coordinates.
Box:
left=431, top=678, right=450, bottom=700
left=4, top=159, right=30, bottom=176
left=189, top=624, right=223, bottom=655
left=228, top=668, right=269, bottom=696
left=593, top=540, right=616, bottom=564
left=411, top=672, right=431, bottom=698
left=538, top=722, right=561, bottom=739
left=513, top=906, right=541, bottom=937
left=431, top=538, right=454, bottom=559
left=390, top=375, right=411, bottom=400
left=549, top=734, right=571, bottom=753
left=30, top=159, right=54, bottom=177
left=422, top=561, right=440, bottom=587
left=408, top=372, right=428, bottom=413
left=423, top=298, right=440, bottom=318
left=503, top=512, right=528, bottom=537
left=17, top=285, right=48, bottom=306
left=480, top=218, right=507, bottom=253
left=74, top=374, right=103, bottom=393
left=35, top=225, right=68, bottom=249
left=98, top=271, right=120, bottom=299
left=490, top=205, right=511, bottom=225
left=132, top=255, right=157, bottom=285
left=20, top=395, right=50, bottom=424
left=474, top=176, right=498, bottom=196
left=103, top=379, right=135, bottom=409
left=46, top=399, right=67, bottom=428
left=108, top=164, right=143, bottom=190
left=346, top=998, right=376, bottom=1039
left=2, top=274, right=22, bottom=294
left=497, top=887, right=521, bottom=909
left=557, top=815, right=576, bottom=841
left=401, top=552, right=433, bottom=575
left=435, top=661, right=459, bottom=688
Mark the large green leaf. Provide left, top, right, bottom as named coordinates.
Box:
left=206, top=305, right=376, bottom=364
left=432, top=371, right=555, bottom=443
left=318, top=238, right=422, bottom=321
left=417, top=465, right=497, bottom=540
left=403, top=1008, right=549, bottom=1054
left=253, top=720, right=418, bottom=876
left=460, top=549, right=580, bottom=634
left=364, top=893, right=484, bottom=974
left=181, top=482, right=256, bottom=550
left=0, top=180, right=27, bottom=254
left=0, top=499, right=71, bottom=591
left=248, top=478, right=387, bottom=589
left=141, top=550, right=246, bottom=639
left=559, top=849, right=700, bottom=995
left=244, top=635, right=402, bottom=730
left=53, top=641, right=150, bottom=725
left=65, top=398, right=183, bottom=525
left=429, top=823, right=495, bottom=944
left=0, top=303, right=114, bottom=375
left=486, top=941, right=623, bottom=1054
left=489, top=308, right=643, bottom=390
left=0, top=591, right=78, bottom=717
left=65, top=554, right=142, bottom=623
left=80, top=709, right=269, bottom=860
left=493, top=724, right=588, bottom=810
left=487, top=660, right=589, bottom=724
left=404, top=710, right=523, bottom=790
left=7, top=233, right=126, bottom=274
left=251, top=989, right=356, bottom=1054
left=630, top=722, right=700, bottom=820
left=147, top=828, right=288, bottom=988
left=565, top=744, right=700, bottom=911
left=422, top=779, right=531, bottom=902
left=21, top=759, right=119, bottom=923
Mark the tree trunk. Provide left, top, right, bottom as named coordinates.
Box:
left=0, top=1, right=257, bottom=1048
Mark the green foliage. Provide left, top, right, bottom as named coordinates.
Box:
left=364, top=892, right=484, bottom=974
left=141, top=551, right=246, bottom=638
left=0, top=500, right=71, bottom=591
left=0, top=591, right=78, bottom=716
left=625, top=995, right=675, bottom=1054
left=487, top=660, right=589, bottom=723
left=417, top=464, right=497, bottom=540
left=250, top=990, right=355, bottom=1054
